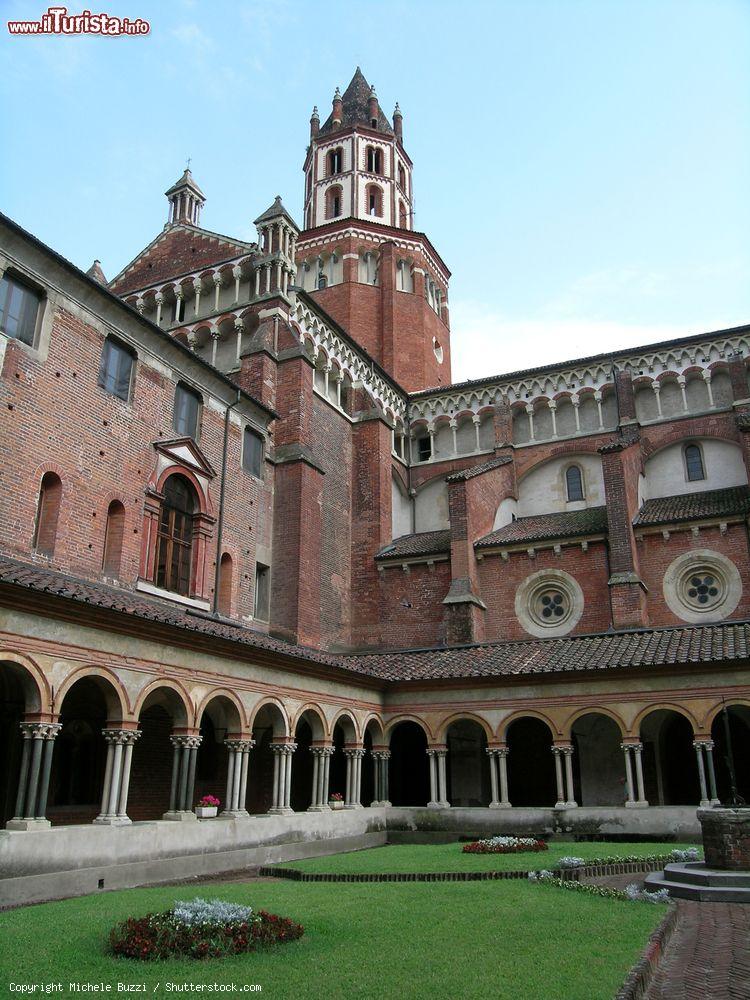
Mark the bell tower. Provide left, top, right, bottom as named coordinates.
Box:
left=296, top=68, right=451, bottom=392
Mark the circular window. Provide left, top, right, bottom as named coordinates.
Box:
left=663, top=550, right=741, bottom=624
left=515, top=570, right=584, bottom=638
left=432, top=338, right=444, bottom=364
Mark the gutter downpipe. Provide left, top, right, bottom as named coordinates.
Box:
left=213, top=389, right=242, bottom=614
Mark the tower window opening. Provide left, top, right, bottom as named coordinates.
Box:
left=327, top=148, right=343, bottom=175
left=326, top=185, right=342, bottom=220
left=254, top=563, right=270, bottom=621
left=366, top=146, right=382, bottom=174
left=398, top=164, right=406, bottom=191
left=366, top=184, right=383, bottom=217
left=417, top=436, right=432, bottom=463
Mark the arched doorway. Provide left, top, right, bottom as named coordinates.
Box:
left=571, top=713, right=625, bottom=806
left=363, top=718, right=386, bottom=806
left=130, top=686, right=191, bottom=820
left=248, top=703, right=287, bottom=814
left=49, top=676, right=122, bottom=825
left=710, top=705, right=750, bottom=803
left=389, top=721, right=429, bottom=806
left=446, top=719, right=490, bottom=806
left=640, top=709, right=699, bottom=805
left=329, top=713, right=358, bottom=805
left=506, top=717, right=556, bottom=806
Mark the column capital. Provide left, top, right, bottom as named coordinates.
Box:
left=271, top=742, right=297, bottom=755
left=621, top=741, right=643, bottom=752
left=225, top=738, right=254, bottom=752
left=19, top=722, right=61, bottom=740
left=103, top=728, right=142, bottom=746
left=371, top=749, right=391, bottom=760
left=171, top=734, right=202, bottom=750
left=311, top=745, right=335, bottom=757
left=343, top=748, right=366, bottom=759
left=693, top=739, right=714, bottom=750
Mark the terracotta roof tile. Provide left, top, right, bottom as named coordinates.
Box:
left=445, top=455, right=512, bottom=482
left=633, top=486, right=750, bottom=527
left=319, top=68, right=394, bottom=136
left=475, top=507, right=608, bottom=548
left=375, top=530, right=451, bottom=561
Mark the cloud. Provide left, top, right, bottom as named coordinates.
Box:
left=171, top=23, right=216, bottom=54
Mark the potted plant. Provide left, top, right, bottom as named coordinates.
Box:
left=329, top=792, right=344, bottom=810
left=195, top=794, right=220, bottom=818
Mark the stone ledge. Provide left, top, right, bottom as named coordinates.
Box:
left=614, top=904, right=680, bottom=1000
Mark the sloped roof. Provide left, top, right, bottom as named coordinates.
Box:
left=375, top=530, right=451, bottom=561
left=634, top=486, right=750, bottom=528
left=475, top=507, right=608, bottom=548
left=254, top=195, right=299, bottom=229
left=319, top=68, right=393, bottom=136
left=109, top=224, right=255, bottom=296
left=165, top=168, right=205, bottom=199
left=446, top=455, right=513, bottom=482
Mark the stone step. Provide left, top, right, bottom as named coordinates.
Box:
left=661, top=862, right=750, bottom=888
left=644, top=870, right=750, bottom=903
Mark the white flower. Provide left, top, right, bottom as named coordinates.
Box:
left=172, top=897, right=254, bottom=926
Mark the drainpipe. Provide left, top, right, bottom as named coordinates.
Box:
left=213, top=389, right=242, bottom=614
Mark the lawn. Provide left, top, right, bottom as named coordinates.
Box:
left=0, top=878, right=664, bottom=1000
left=286, top=840, right=696, bottom=874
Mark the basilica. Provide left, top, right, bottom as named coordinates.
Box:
left=1, top=69, right=748, bottom=904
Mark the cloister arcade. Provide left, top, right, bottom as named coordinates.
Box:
left=2, top=657, right=749, bottom=830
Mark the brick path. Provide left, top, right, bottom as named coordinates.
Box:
left=645, top=901, right=750, bottom=1000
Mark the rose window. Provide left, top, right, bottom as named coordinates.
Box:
left=538, top=590, right=567, bottom=621
left=680, top=568, right=725, bottom=613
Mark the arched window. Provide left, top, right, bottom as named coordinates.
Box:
left=173, top=383, right=202, bottom=439
left=366, top=184, right=382, bottom=217
left=366, top=146, right=382, bottom=174
left=102, top=500, right=125, bottom=575
left=33, top=472, right=62, bottom=556
left=155, top=476, right=197, bottom=596
left=398, top=165, right=406, bottom=191
left=565, top=465, right=584, bottom=502
left=327, top=148, right=343, bottom=175
left=217, top=552, right=233, bottom=616
left=326, top=185, right=342, bottom=220
left=685, top=444, right=705, bottom=481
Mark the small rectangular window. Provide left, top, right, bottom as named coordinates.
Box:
left=173, top=384, right=201, bottom=439
left=254, top=563, right=270, bottom=621
left=0, top=273, right=41, bottom=346
left=417, top=436, right=432, bottom=462
left=99, top=338, right=135, bottom=401
left=243, top=426, right=264, bottom=478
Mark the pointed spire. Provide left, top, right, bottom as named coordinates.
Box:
left=86, top=260, right=107, bottom=284
left=164, top=168, right=206, bottom=227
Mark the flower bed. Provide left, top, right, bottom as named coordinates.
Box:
left=110, top=897, right=303, bottom=961
left=527, top=871, right=670, bottom=904
left=463, top=836, right=548, bottom=855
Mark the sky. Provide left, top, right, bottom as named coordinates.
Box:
left=2, top=0, right=749, bottom=382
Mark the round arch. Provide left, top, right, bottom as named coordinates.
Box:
left=388, top=719, right=430, bottom=806
left=291, top=704, right=328, bottom=742
left=569, top=711, right=627, bottom=806
left=54, top=665, right=130, bottom=721
left=133, top=678, right=193, bottom=728
left=562, top=705, right=626, bottom=740
left=633, top=702, right=699, bottom=736
left=249, top=698, right=290, bottom=739
left=437, top=712, right=493, bottom=745
left=195, top=689, right=246, bottom=735
left=498, top=710, right=557, bottom=743
left=505, top=715, right=557, bottom=807
left=0, top=652, right=50, bottom=715
left=331, top=709, right=359, bottom=743
left=384, top=714, right=433, bottom=742
left=639, top=708, right=700, bottom=805
left=444, top=717, right=491, bottom=807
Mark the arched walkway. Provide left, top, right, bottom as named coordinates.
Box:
left=710, top=705, right=750, bottom=803
left=446, top=719, right=490, bottom=806
left=0, top=661, right=45, bottom=828
left=506, top=717, right=556, bottom=807
left=640, top=710, right=699, bottom=805
left=195, top=695, right=243, bottom=813
left=130, top=685, right=191, bottom=821
left=389, top=722, right=429, bottom=806
left=571, top=713, right=625, bottom=806
left=248, top=702, right=286, bottom=814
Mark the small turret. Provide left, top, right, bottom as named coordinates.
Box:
left=393, top=102, right=403, bottom=142
left=368, top=84, right=379, bottom=129
left=332, top=86, right=343, bottom=128
left=310, top=105, right=320, bottom=139
left=86, top=260, right=107, bottom=284
left=164, top=168, right=206, bottom=227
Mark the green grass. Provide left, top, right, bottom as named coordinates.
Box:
left=287, top=840, right=696, bottom=874
left=0, top=878, right=664, bottom=1000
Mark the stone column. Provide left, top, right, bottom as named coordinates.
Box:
left=269, top=743, right=295, bottom=814
left=309, top=746, right=333, bottom=811
left=427, top=750, right=439, bottom=807
left=95, top=729, right=141, bottom=825
left=436, top=749, right=449, bottom=807
left=164, top=735, right=201, bottom=819
left=562, top=745, right=578, bottom=808
left=8, top=722, right=62, bottom=830
left=552, top=747, right=566, bottom=809
left=632, top=742, right=648, bottom=806
left=497, top=748, right=511, bottom=807
left=344, top=749, right=364, bottom=808
left=703, top=740, right=720, bottom=805
left=223, top=739, right=253, bottom=817
left=487, top=748, right=500, bottom=807
left=693, top=740, right=710, bottom=807
left=621, top=743, right=636, bottom=806
left=372, top=750, right=391, bottom=806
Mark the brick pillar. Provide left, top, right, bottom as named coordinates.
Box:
left=351, top=414, right=393, bottom=648
left=492, top=395, right=514, bottom=450
left=600, top=440, right=648, bottom=628
left=727, top=352, right=750, bottom=407
left=613, top=368, right=637, bottom=424
left=271, top=347, right=323, bottom=646
left=379, top=242, right=397, bottom=376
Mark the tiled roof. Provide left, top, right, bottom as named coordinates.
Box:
left=319, top=68, right=394, bottom=136
left=375, top=530, right=451, bottom=561
left=633, top=486, right=750, bottom=528
left=446, top=456, right=512, bottom=482
left=2, top=556, right=750, bottom=684
left=475, top=507, right=608, bottom=548
left=353, top=623, right=750, bottom=681
left=254, top=195, right=298, bottom=228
